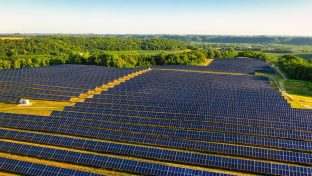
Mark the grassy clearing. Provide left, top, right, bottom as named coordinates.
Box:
left=295, top=53, right=312, bottom=59
left=0, top=99, right=75, bottom=116
left=0, top=171, right=20, bottom=176
left=265, top=63, right=312, bottom=110
left=0, top=37, right=24, bottom=40
left=283, top=93, right=312, bottom=109
left=265, top=52, right=312, bottom=60
left=284, top=80, right=312, bottom=97
left=194, top=59, right=214, bottom=66
left=282, top=80, right=312, bottom=109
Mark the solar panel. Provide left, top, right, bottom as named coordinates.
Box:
left=0, top=59, right=310, bottom=175
left=1, top=129, right=311, bottom=166
left=0, top=157, right=100, bottom=176
left=0, top=65, right=142, bottom=103
left=0, top=141, right=229, bottom=176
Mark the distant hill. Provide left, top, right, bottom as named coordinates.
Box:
left=100, top=35, right=312, bottom=46
left=1, top=34, right=312, bottom=45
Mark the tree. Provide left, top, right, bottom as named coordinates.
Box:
left=2, top=60, right=11, bottom=69
left=13, top=59, right=21, bottom=68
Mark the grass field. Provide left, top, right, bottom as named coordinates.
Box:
left=268, top=64, right=312, bottom=97
left=265, top=52, right=312, bottom=59
left=0, top=99, right=75, bottom=116
left=284, top=79, right=312, bottom=97
left=0, top=37, right=24, bottom=40
left=295, top=53, right=312, bottom=59
left=265, top=63, right=312, bottom=109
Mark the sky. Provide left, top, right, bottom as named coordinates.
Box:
left=0, top=0, right=312, bottom=36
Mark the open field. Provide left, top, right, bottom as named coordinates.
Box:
left=0, top=59, right=311, bottom=175
left=295, top=53, right=312, bottom=59
left=261, top=62, right=312, bottom=110
left=0, top=37, right=24, bottom=40
left=281, top=79, right=312, bottom=109
left=0, top=99, right=74, bottom=116
left=285, top=79, right=312, bottom=97
left=265, top=52, right=312, bottom=59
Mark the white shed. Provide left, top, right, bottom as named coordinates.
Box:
left=19, top=99, right=30, bottom=105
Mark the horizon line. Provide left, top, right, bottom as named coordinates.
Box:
left=1, top=33, right=312, bottom=37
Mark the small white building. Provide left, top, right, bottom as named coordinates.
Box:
left=19, top=99, right=30, bottom=105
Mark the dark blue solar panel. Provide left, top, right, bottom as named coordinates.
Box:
left=0, top=141, right=229, bottom=176
left=0, top=59, right=310, bottom=175
left=0, top=65, right=142, bottom=103
left=0, top=157, right=100, bottom=176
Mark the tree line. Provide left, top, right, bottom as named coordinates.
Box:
left=237, top=51, right=312, bottom=81
left=0, top=36, right=239, bottom=69
left=0, top=36, right=311, bottom=81
left=94, top=35, right=312, bottom=45
left=5, top=34, right=312, bottom=45
left=0, top=36, right=188, bottom=57
left=0, top=50, right=207, bottom=69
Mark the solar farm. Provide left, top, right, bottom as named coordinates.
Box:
left=0, top=58, right=311, bottom=176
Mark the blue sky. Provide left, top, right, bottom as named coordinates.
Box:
left=1, top=0, right=312, bottom=35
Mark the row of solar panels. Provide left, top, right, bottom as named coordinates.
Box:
left=114, top=74, right=276, bottom=91
left=0, top=157, right=100, bottom=176
left=52, top=110, right=312, bottom=133
left=51, top=110, right=311, bottom=141
left=88, top=95, right=310, bottom=122
left=2, top=128, right=311, bottom=168
left=0, top=91, right=71, bottom=101
left=154, top=58, right=275, bottom=74
left=0, top=81, right=89, bottom=92
left=0, top=115, right=311, bottom=175
left=0, top=136, right=228, bottom=176
left=0, top=95, right=20, bottom=103
left=48, top=68, right=311, bottom=175
left=0, top=86, right=82, bottom=96
left=75, top=100, right=291, bottom=115
left=0, top=59, right=309, bottom=175
left=0, top=65, right=143, bottom=103
left=99, top=71, right=292, bottom=113
left=0, top=113, right=310, bottom=156
left=63, top=104, right=312, bottom=129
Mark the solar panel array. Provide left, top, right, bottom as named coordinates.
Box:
left=0, top=64, right=142, bottom=103
left=0, top=59, right=311, bottom=175
left=0, top=157, right=100, bottom=176
left=154, top=58, right=275, bottom=74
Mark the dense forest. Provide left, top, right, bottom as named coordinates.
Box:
left=0, top=36, right=205, bottom=68
left=0, top=36, right=311, bottom=81
left=0, top=36, right=188, bottom=54
left=90, top=35, right=312, bottom=45
left=278, top=55, right=312, bottom=81
left=3, top=34, right=312, bottom=45
left=237, top=51, right=312, bottom=81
